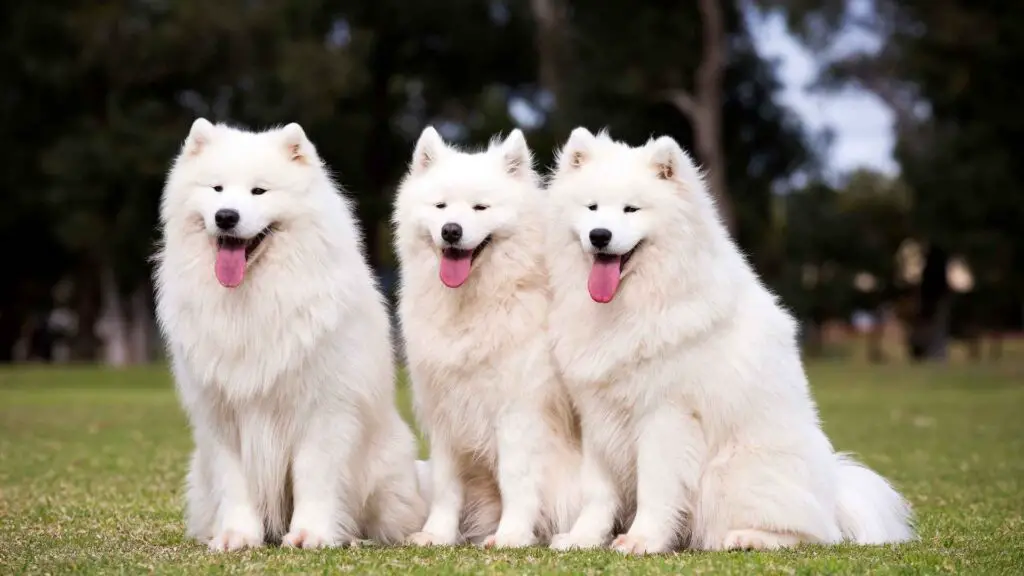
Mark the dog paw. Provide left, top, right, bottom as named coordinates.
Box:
left=610, top=533, right=671, bottom=555
left=208, top=528, right=262, bottom=552
left=550, top=532, right=607, bottom=551
left=722, top=529, right=802, bottom=551
left=282, top=528, right=337, bottom=549
left=405, top=531, right=458, bottom=547
left=481, top=530, right=537, bottom=549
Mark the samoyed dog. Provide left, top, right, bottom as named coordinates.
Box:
left=154, top=119, right=426, bottom=551
left=544, top=128, right=913, bottom=554
left=393, top=127, right=582, bottom=548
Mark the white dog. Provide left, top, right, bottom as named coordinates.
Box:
left=544, top=128, right=914, bottom=554
left=154, top=119, right=426, bottom=551
left=393, top=127, right=582, bottom=548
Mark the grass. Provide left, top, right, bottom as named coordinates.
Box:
left=1, top=362, right=1022, bottom=574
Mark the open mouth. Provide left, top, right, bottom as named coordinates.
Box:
left=214, top=226, right=274, bottom=288
left=439, top=236, right=492, bottom=288
left=588, top=242, right=641, bottom=304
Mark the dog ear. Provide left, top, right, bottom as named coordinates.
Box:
left=498, top=129, right=532, bottom=178
left=647, top=135, right=697, bottom=183
left=557, top=127, right=596, bottom=172
left=281, top=123, right=316, bottom=165
left=411, top=126, right=446, bottom=174
left=183, top=118, right=215, bottom=157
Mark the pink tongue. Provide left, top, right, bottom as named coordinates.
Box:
left=439, top=253, right=472, bottom=288
left=215, top=245, right=247, bottom=288
left=588, top=257, right=622, bottom=303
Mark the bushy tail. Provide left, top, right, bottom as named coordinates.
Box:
left=410, top=459, right=501, bottom=544
left=835, top=453, right=915, bottom=544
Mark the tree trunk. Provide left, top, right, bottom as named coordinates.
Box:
left=693, top=109, right=733, bottom=232
left=908, top=244, right=951, bottom=361
left=803, top=302, right=827, bottom=357
left=360, top=20, right=399, bottom=272
left=529, top=0, right=570, bottom=120
left=966, top=333, right=981, bottom=362
left=129, top=282, right=154, bottom=364
left=666, top=0, right=735, bottom=234
left=989, top=333, right=1002, bottom=360
left=71, top=263, right=102, bottom=362
left=0, top=289, right=27, bottom=363
left=803, top=318, right=824, bottom=357
left=99, top=265, right=129, bottom=367
left=867, top=312, right=886, bottom=363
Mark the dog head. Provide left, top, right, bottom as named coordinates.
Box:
left=548, top=128, right=712, bottom=303
left=161, top=119, right=324, bottom=289
left=394, top=126, right=537, bottom=289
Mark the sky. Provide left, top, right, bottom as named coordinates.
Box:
left=747, top=7, right=899, bottom=176
left=506, top=4, right=899, bottom=178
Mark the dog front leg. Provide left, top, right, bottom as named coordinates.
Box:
left=406, top=438, right=463, bottom=546
left=283, top=412, right=359, bottom=548
left=483, top=408, right=546, bottom=548
left=206, top=435, right=264, bottom=551
left=611, top=407, right=704, bottom=555
left=550, top=433, right=619, bottom=550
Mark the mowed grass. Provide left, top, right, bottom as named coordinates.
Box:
left=1, top=362, right=1022, bottom=574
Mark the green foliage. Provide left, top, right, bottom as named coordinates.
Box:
left=0, top=0, right=820, bottom=360
left=561, top=0, right=817, bottom=270
left=766, top=0, right=1024, bottom=338
left=778, top=170, right=911, bottom=324
left=9, top=0, right=1019, bottom=359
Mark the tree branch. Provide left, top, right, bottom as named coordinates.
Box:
left=664, top=89, right=699, bottom=119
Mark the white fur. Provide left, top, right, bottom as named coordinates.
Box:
left=154, top=119, right=426, bottom=551
left=394, top=127, right=583, bottom=548
left=544, top=128, right=914, bottom=554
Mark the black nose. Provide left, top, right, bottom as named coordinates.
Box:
left=215, top=209, right=240, bottom=230
left=589, top=228, right=612, bottom=249
left=441, top=222, right=463, bottom=244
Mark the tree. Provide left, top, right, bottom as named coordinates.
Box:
left=0, top=0, right=79, bottom=360
left=665, top=0, right=734, bottom=233
left=529, top=0, right=571, bottom=129
left=778, top=170, right=910, bottom=358
left=766, top=0, right=1024, bottom=359
left=341, top=0, right=539, bottom=268
left=0, top=0, right=547, bottom=362
left=0, top=0, right=819, bottom=363
left=557, top=0, right=815, bottom=272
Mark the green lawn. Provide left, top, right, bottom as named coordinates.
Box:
left=0, top=363, right=1021, bottom=574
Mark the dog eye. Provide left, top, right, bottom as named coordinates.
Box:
left=251, top=187, right=267, bottom=196
left=213, top=185, right=223, bottom=192
left=587, top=204, right=597, bottom=211
left=435, top=202, right=447, bottom=209
left=472, top=204, right=489, bottom=212
left=623, top=205, right=639, bottom=213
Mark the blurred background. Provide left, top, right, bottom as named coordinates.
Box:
left=1, top=0, right=1020, bottom=367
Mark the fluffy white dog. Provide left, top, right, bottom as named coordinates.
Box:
left=154, top=119, right=426, bottom=551
left=393, top=127, right=582, bottom=548
left=544, top=128, right=914, bottom=554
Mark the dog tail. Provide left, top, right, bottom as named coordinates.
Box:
left=834, top=453, right=915, bottom=544
left=410, top=459, right=501, bottom=545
